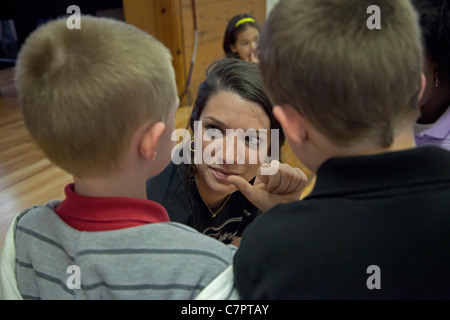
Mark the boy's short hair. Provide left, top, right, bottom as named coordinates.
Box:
left=15, top=16, right=177, bottom=178
left=258, top=0, right=423, bottom=147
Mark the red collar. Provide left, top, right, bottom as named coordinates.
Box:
left=55, top=183, right=170, bottom=232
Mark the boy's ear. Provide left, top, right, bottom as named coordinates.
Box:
left=418, top=72, right=427, bottom=101
left=273, top=104, right=308, bottom=146
left=139, top=121, right=166, bottom=161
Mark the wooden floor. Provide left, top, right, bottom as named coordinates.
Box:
left=0, top=68, right=71, bottom=249
left=0, top=67, right=315, bottom=251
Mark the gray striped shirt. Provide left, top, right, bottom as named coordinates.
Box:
left=14, top=201, right=237, bottom=299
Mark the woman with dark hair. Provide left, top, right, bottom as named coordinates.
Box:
left=146, top=58, right=307, bottom=246
left=413, top=0, right=450, bottom=150
left=223, top=13, right=260, bottom=62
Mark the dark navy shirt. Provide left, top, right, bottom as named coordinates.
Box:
left=234, top=147, right=450, bottom=299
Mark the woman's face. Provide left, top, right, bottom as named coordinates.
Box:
left=194, top=91, right=271, bottom=198
left=230, top=25, right=260, bottom=62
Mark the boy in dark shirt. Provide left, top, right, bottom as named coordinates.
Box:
left=231, top=0, right=450, bottom=299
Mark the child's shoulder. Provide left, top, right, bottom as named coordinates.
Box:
left=14, top=204, right=236, bottom=268
left=12, top=204, right=235, bottom=299
left=154, top=221, right=238, bottom=261
left=14, top=200, right=62, bottom=231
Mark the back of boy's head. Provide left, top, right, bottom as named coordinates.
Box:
left=258, top=0, right=423, bottom=148
left=15, top=16, right=177, bottom=178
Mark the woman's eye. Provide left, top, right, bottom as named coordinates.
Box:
left=204, top=125, right=222, bottom=136
left=245, top=136, right=260, bottom=147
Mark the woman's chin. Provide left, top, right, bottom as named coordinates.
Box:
left=208, top=180, right=237, bottom=195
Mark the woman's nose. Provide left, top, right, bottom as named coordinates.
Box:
left=216, top=135, right=245, bottom=164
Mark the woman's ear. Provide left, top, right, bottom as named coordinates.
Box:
left=139, top=121, right=166, bottom=161
left=272, top=105, right=308, bottom=147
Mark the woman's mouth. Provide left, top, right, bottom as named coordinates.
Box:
left=209, top=166, right=239, bottom=180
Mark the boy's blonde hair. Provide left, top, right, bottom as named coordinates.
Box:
left=259, top=0, right=423, bottom=147
left=15, top=16, right=177, bottom=178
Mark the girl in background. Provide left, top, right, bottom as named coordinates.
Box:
left=223, top=14, right=260, bottom=62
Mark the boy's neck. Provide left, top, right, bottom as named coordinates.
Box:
left=338, top=127, right=415, bottom=157
left=311, top=122, right=417, bottom=173
left=73, top=170, right=148, bottom=200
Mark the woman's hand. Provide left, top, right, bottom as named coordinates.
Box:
left=230, top=236, right=242, bottom=248
left=246, top=51, right=259, bottom=63
left=227, top=160, right=308, bottom=212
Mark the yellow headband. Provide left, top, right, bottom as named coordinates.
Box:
left=235, top=17, right=256, bottom=28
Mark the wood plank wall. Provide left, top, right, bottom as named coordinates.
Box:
left=123, top=0, right=266, bottom=106
left=123, top=0, right=187, bottom=99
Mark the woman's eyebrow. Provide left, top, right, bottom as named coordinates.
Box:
left=204, top=116, right=268, bottom=138
left=203, top=116, right=228, bottom=128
